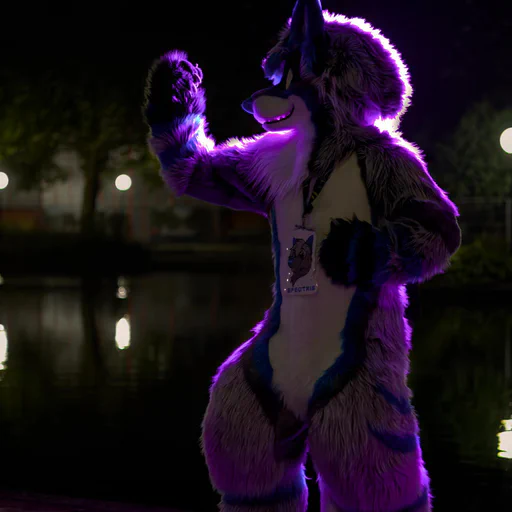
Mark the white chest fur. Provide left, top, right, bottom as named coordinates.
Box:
left=268, top=153, right=372, bottom=417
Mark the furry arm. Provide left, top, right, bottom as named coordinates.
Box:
left=144, top=51, right=270, bottom=215
left=320, top=138, right=461, bottom=286
left=366, top=141, right=461, bottom=284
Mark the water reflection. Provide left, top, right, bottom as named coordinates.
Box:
left=116, top=276, right=129, bottom=300
left=116, top=286, right=128, bottom=299
left=498, top=419, right=512, bottom=459
left=115, top=316, right=131, bottom=350
left=410, top=300, right=512, bottom=471
left=0, top=324, right=8, bottom=372
left=0, top=276, right=511, bottom=511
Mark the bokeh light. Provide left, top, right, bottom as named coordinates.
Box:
left=500, top=128, right=512, bottom=154
left=0, top=172, right=9, bottom=190
left=115, top=174, right=132, bottom=191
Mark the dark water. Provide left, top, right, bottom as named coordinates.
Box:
left=0, top=272, right=511, bottom=511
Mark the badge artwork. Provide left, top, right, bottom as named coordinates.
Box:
left=288, top=236, right=313, bottom=285
left=286, top=230, right=318, bottom=295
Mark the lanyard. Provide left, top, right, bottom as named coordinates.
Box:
left=301, top=166, right=335, bottom=227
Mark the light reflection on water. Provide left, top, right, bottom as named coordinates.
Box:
left=115, top=316, right=131, bottom=350
left=498, top=419, right=512, bottom=459
left=0, top=324, right=7, bottom=372
left=0, top=273, right=511, bottom=511
left=116, top=276, right=129, bottom=300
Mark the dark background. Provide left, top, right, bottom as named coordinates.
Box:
left=1, top=1, right=512, bottom=511
left=3, top=0, right=511, bottom=146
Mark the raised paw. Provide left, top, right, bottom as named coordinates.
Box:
left=144, top=50, right=205, bottom=125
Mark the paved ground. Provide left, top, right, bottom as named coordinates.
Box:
left=0, top=492, right=184, bottom=512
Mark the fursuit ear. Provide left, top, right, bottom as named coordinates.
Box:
left=303, top=0, right=328, bottom=76
left=288, top=0, right=306, bottom=50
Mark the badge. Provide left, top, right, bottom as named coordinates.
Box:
left=284, top=228, right=318, bottom=295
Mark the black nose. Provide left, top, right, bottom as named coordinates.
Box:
left=241, top=97, right=253, bottom=114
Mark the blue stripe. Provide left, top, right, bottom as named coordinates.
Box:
left=309, top=285, right=372, bottom=411
left=339, top=487, right=429, bottom=512
left=150, top=115, right=200, bottom=137
left=368, top=424, right=419, bottom=453
left=159, top=143, right=194, bottom=169
left=252, top=208, right=282, bottom=388
left=223, top=473, right=305, bottom=507
left=374, top=383, right=413, bottom=415
left=156, top=118, right=203, bottom=170
left=270, top=207, right=283, bottom=321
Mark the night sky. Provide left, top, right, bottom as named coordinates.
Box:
left=2, top=0, right=511, bottom=153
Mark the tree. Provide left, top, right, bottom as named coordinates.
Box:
left=65, top=73, right=146, bottom=234
left=1, top=65, right=151, bottom=235
left=0, top=69, right=68, bottom=189
left=434, top=101, right=512, bottom=198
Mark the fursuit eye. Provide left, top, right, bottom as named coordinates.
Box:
left=285, top=69, right=293, bottom=89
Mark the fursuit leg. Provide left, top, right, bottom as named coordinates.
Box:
left=201, top=349, right=308, bottom=512
left=309, top=375, right=431, bottom=512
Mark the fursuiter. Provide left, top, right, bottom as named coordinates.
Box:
left=143, top=0, right=461, bottom=510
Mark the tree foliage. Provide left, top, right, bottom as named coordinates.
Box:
left=0, top=69, right=68, bottom=189
left=0, top=61, right=156, bottom=233
left=435, top=101, right=512, bottom=198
